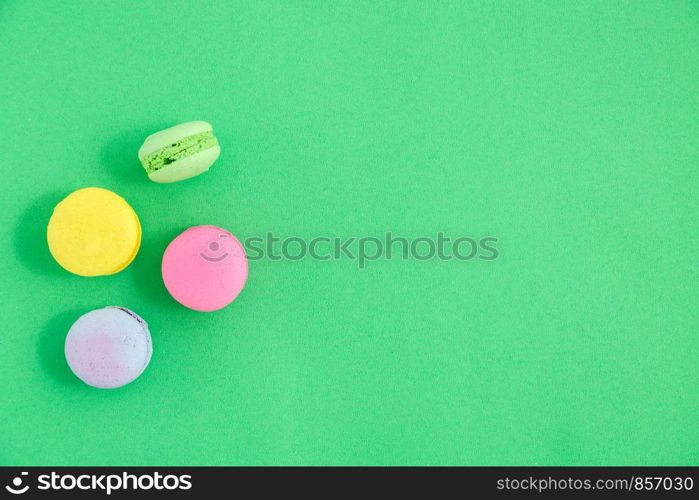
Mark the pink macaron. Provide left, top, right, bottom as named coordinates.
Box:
left=162, top=225, right=248, bottom=311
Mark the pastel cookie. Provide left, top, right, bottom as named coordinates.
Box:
left=47, top=187, right=141, bottom=276
left=162, top=225, right=248, bottom=311
left=65, top=307, right=152, bottom=389
left=138, top=121, right=221, bottom=183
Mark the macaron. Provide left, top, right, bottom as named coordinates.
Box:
left=138, top=121, right=221, bottom=183
left=162, top=225, right=248, bottom=311
left=47, top=187, right=141, bottom=276
left=65, top=306, right=153, bottom=389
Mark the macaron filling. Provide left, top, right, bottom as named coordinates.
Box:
left=142, top=130, right=218, bottom=174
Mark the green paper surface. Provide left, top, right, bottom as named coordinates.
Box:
left=0, top=0, right=696, bottom=465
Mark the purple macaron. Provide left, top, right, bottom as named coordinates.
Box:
left=65, top=306, right=153, bottom=389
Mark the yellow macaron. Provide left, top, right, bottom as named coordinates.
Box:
left=47, top=187, right=141, bottom=276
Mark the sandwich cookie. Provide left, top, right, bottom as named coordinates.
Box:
left=47, top=187, right=141, bottom=276
left=138, top=121, right=221, bottom=183
left=162, top=225, right=248, bottom=311
left=65, top=306, right=153, bottom=389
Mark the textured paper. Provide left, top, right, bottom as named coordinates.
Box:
left=0, top=0, right=696, bottom=466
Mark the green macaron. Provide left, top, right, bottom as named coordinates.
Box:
left=138, top=121, right=221, bottom=183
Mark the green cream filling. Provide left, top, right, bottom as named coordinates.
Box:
left=143, top=131, right=218, bottom=174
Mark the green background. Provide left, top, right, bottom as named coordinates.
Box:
left=0, top=0, right=696, bottom=466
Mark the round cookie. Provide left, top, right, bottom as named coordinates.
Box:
left=47, top=187, right=141, bottom=276
left=65, top=306, right=152, bottom=389
left=138, top=121, right=221, bottom=183
left=162, top=225, right=248, bottom=311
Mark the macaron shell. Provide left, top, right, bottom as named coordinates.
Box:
left=47, top=188, right=141, bottom=276
left=138, top=121, right=213, bottom=160
left=147, top=146, right=220, bottom=183
left=162, top=225, right=248, bottom=311
left=65, top=307, right=152, bottom=389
